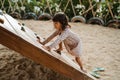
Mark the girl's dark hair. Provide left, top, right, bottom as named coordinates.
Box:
left=52, top=13, right=70, bottom=30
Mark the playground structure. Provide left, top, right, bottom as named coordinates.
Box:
left=0, top=0, right=120, bottom=28
left=0, top=10, right=97, bottom=80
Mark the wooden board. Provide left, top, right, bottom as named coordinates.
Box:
left=0, top=13, right=96, bottom=80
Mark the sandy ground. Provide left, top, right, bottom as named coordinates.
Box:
left=0, top=20, right=120, bottom=80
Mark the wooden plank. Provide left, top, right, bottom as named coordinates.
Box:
left=0, top=14, right=96, bottom=80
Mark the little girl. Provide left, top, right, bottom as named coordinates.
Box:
left=38, top=13, right=86, bottom=72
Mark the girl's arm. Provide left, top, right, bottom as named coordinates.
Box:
left=43, top=42, right=63, bottom=53
left=57, top=42, right=63, bottom=51
left=55, top=42, right=63, bottom=54
left=42, top=30, right=60, bottom=45
left=49, top=29, right=69, bottom=49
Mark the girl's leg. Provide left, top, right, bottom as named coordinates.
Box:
left=75, top=57, right=87, bottom=72
left=58, top=42, right=63, bottom=50
left=55, top=42, right=63, bottom=54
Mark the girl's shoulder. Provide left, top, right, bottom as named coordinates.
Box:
left=60, top=26, right=71, bottom=34
left=65, top=27, right=71, bottom=31
left=67, top=25, right=71, bottom=28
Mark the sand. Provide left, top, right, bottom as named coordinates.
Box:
left=0, top=20, right=120, bottom=80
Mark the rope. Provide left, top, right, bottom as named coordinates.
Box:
left=70, top=0, right=76, bottom=16
left=15, top=1, right=20, bottom=13
left=106, top=0, right=114, bottom=19
left=82, top=3, right=97, bottom=15
left=19, top=0, right=26, bottom=17
left=7, top=0, right=14, bottom=13
left=63, top=0, right=76, bottom=16
left=79, top=0, right=82, bottom=5
left=88, top=0, right=95, bottom=17
left=0, top=0, right=5, bottom=10
left=43, top=0, right=52, bottom=15
left=46, top=0, right=52, bottom=15
left=58, top=0, right=62, bottom=8
left=64, top=0, right=70, bottom=13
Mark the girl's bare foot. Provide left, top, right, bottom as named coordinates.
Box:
left=54, top=49, right=61, bottom=54
left=81, top=68, right=87, bottom=73
left=42, top=46, right=51, bottom=51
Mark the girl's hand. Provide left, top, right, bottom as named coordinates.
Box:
left=42, top=46, right=51, bottom=51
left=37, top=37, right=43, bottom=44
left=54, top=48, right=63, bottom=54
left=54, top=49, right=61, bottom=54
left=56, top=48, right=63, bottom=51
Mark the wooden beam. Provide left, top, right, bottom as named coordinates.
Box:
left=0, top=24, right=95, bottom=80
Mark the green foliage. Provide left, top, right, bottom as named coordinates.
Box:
left=0, top=0, right=120, bottom=22
left=112, top=2, right=120, bottom=17
left=101, top=1, right=120, bottom=22
left=24, top=0, right=41, bottom=14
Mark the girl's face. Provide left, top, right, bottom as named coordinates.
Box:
left=53, top=22, right=62, bottom=30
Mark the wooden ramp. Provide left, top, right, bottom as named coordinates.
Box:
left=0, top=13, right=96, bottom=80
